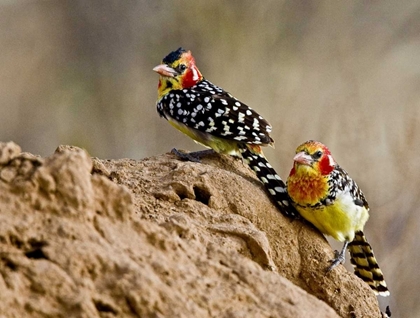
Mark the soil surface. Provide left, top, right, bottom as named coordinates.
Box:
left=0, top=141, right=384, bottom=317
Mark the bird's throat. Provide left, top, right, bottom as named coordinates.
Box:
left=287, top=167, right=329, bottom=206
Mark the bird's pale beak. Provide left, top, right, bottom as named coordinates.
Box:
left=153, top=64, right=176, bottom=77
left=293, top=152, right=312, bottom=166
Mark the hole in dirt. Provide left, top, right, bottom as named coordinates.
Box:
left=9, top=235, right=23, bottom=249
left=24, top=240, right=48, bottom=260
left=1, top=257, right=18, bottom=271
left=193, top=185, right=210, bottom=205
left=94, top=299, right=118, bottom=315
left=169, top=183, right=191, bottom=201
left=176, top=191, right=189, bottom=201
left=25, top=249, right=47, bottom=260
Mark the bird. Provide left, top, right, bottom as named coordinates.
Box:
left=153, top=47, right=297, bottom=217
left=286, top=140, right=389, bottom=296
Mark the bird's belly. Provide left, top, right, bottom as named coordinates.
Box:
left=167, top=117, right=241, bottom=156
left=297, top=200, right=369, bottom=242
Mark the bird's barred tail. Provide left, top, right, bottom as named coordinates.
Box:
left=240, top=146, right=298, bottom=218
left=348, top=231, right=390, bottom=296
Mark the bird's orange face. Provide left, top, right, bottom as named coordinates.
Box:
left=289, top=140, right=336, bottom=177
left=153, top=48, right=203, bottom=99
left=287, top=140, right=336, bottom=205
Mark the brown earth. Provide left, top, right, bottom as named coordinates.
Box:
left=0, top=141, right=385, bottom=317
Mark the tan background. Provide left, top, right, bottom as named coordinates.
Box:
left=1, top=1, right=419, bottom=317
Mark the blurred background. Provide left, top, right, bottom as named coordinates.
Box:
left=1, top=0, right=419, bottom=316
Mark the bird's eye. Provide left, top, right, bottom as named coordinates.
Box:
left=178, top=64, right=187, bottom=72
left=312, top=150, right=323, bottom=160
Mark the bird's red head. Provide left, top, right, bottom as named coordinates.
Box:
left=289, top=140, right=336, bottom=177
left=287, top=140, right=336, bottom=206
left=153, top=48, right=203, bottom=99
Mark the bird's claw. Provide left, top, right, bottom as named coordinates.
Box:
left=327, top=250, right=346, bottom=272
left=171, top=148, right=201, bottom=163
left=332, top=249, right=341, bottom=259
left=171, top=148, right=215, bottom=162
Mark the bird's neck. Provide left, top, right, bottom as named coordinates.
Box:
left=156, top=77, right=180, bottom=100
left=182, top=64, right=203, bottom=88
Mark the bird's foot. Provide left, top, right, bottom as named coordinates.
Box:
left=327, top=250, right=346, bottom=272
left=171, top=148, right=214, bottom=163
left=327, top=241, right=349, bottom=272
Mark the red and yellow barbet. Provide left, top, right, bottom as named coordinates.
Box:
left=287, top=140, right=389, bottom=296
left=153, top=47, right=297, bottom=217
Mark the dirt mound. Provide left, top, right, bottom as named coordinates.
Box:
left=0, top=142, right=383, bottom=317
